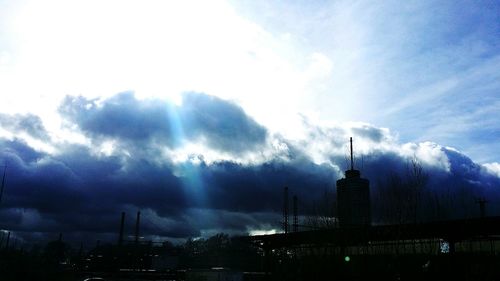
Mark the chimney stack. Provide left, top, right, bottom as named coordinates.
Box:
left=293, top=195, right=298, bottom=232
left=118, top=212, right=125, bottom=246
left=135, top=211, right=141, bottom=244
left=283, top=187, right=289, bottom=234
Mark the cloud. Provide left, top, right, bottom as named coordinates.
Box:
left=483, top=162, right=500, bottom=178
left=0, top=113, right=50, bottom=140
left=59, top=92, right=267, bottom=154
left=0, top=137, right=337, bottom=245
left=180, top=93, right=267, bottom=152
left=351, top=124, right=388, bottom=143
left=1, top=92, right=499, bottom=247
left=233, top=0, right=500, bottom=163
left=59, top=93, right=174, bottom=143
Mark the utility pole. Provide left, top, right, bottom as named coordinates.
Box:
left=293, top=195, right=298, bottom=232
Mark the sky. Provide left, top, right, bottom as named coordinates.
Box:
left=0, top=0, right=499, bottom=246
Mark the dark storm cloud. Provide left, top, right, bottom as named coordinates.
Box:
left=1, top=92, right=499, bottom=246
left=198, top=160, right=335, bottom=213
left=180, top=93, right=267, bottom=152
left=343, top=146, right=500, bottom=221
left=0, top=139, right=85, bottom=214
left=59, top=93, right=173, bottom=143
left=59, top=92, right=267, bottom=153
left=0, top=138, right=44, bottom=163
left=0, top=137, right=336, bottom=244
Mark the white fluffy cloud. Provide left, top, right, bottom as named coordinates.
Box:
left=483, top=162, right=500, bottom=178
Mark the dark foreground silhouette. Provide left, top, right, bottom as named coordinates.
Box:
left=1, top=230, right=500, bottom=281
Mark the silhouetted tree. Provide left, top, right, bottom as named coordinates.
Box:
left=376, top=157, right=428, bottom=224
left=406, top=157, right=428, bottom=223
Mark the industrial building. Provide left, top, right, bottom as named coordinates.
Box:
left=245, top=138, right=500, bottom=280
left=336, top=137, right=371, bottom=227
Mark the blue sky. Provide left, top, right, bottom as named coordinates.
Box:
left=1, top=0, right=498, bottom=162
left=230, top=0, right=500, bottom=163
left=0, top=0, right=499, bottom=244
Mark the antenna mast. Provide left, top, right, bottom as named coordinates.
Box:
left=350, top=137, right=354, bottom=170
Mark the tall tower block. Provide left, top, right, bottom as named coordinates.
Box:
left=336, top=138, right=371, bottom=227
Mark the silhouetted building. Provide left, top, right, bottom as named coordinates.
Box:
left=336, top=138, right=371, bottom=227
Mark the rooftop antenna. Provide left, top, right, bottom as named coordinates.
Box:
left=350, top=137, right=354, bottom=171
left=0, top=165, right=6, bottom=203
